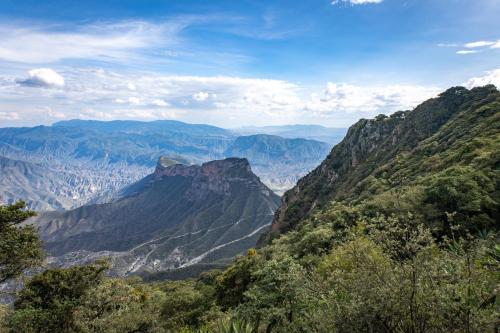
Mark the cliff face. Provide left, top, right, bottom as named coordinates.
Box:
left=30, top=158, right=280, bottom=277
left=153, top=158, right=270, bottom=199
left=268, top=85, right=500, bottom=237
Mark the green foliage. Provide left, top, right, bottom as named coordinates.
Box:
left=8, top=260, right=109, bottom=332
left=159, top=279, right=221, bottom=331
left=215, top=250, right=260, bottom=310
left=237, top=256, right=310, bottom=332
left=423, top=166, right=498, bottom=233
left=7, top=261, right=172, bottom=333
left=0, top=201, right=43, bottom=283
left=74, top=278, right=165, bottom=333
left=312, top=231, right=498, bottom=332
left=211, top=317, right=254, bottom=333
left=0, top=304, right=11, bottom=332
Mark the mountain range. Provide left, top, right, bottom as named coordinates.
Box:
left=235, top=125, right=347, bottom=144
left=0, top=120, right=336, bottom=210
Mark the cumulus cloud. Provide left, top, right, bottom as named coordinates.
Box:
left=114, top=97, right=145, bottom=105
left=0, top=111, right=20, bottom=120
left=151, top=99, right=169, bottom=107
left=193, top=91, right=209, bottom=101
left=0, top=68, right=450, bottom=127
left=332, top=0, right=383, bottom=5
left=464, top=68, right=500, bottom=88
left=18, top=68, right=65, bottom=88
left=303, top=83, right=439, bottom=115
left=127, top=97, right=141, bottom=105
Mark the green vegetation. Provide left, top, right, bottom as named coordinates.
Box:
left=0, top=201, right=43, bottom=283
left=0, top=86, right=499, bottom=332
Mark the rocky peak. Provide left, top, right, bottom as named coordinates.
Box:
left=153, top=157, right=263, bottom=197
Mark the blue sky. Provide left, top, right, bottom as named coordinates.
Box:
left=0, top=0, right=499, bottom=128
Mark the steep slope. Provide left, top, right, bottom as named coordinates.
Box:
left=0, top=120, right=329, bottom=209
left=30, top=158, right=280, bottom=277
left=268, top=85, right=500, bottom=237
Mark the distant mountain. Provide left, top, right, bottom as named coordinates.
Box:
left=29, top=157, right=280, bottom=277
left=224, top=135, right=330, bottom=194
left=54, top=119, right=233, bottom=138
left=236, top=125, right=347, bottom=144
left=0, top=156, right=88, bottom=211
left=0, top=120, right=330, bottom=209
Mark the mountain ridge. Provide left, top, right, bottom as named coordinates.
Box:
left=29, top=157, right=281, bottom=277
left=266, top=85, right=500, bottom=238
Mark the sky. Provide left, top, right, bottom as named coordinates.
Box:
left=0, top=0, right=499, bottom=128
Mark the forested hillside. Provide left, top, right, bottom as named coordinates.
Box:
left=1, top=86, right=498, bottom=332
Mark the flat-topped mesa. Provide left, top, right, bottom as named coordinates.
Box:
left=201, top=157, right=254, bottom=180
left=153, top=157, right=264, bottom=196
left=154, top=162, right=198, bottom=179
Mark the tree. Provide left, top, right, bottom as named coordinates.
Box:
left=0, top=201, right=43, bottom=283
left=159, top=279, right=220, bottom=331
left=237, top=256, right=311, bottom=332
left=215, top=250, right=259, bottom=310
left=8, top=260, right=109, bottom=333
left=74, top=277, right=166, bottom=333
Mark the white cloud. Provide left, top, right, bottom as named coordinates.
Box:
left=127, top=82, right=137, bottom=91
left=114, top=97, right=143, bottom=105
left=303, top=83, right=439, bottom=115
left=193, top=91, right=209, bottom=101
left=151, top=99, right=169, bottom=107
left=0, top=21, right=186, bottom=64
left=43, top=106, right=66, bottom=119
left=0, top=68, right=447, bottom=127
left=464, top=68, right=500, bottom=88
left=464, top=40, right=495, bottom=48
left=439, top=39, right=500, bottom=53
left=127, top=97, right=141, bottom=105
left=19, top=68, right=65, bottom=87
left=437, top=43, right=458, bottom=47
left=332, top=0, right=383, bottom=5
left=0, top=111, right=19, bottom=120
left=457, top=50, right=478, bottom=55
